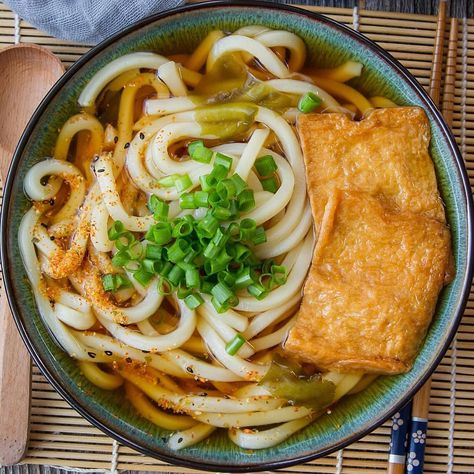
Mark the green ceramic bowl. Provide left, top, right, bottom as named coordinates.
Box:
left=1, top=1, right=473, bottom=471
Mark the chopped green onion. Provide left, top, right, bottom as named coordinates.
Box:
left=271, top=264, right=287, bottom=285
left=108, top=221, right=125, bottom=240
left=115, top=274, right=132, bottom=288
left=252, top=226, right=267, bottom=245
left=194, top=191, right=209, bottom=208
left=177, top=284, right=192, bottom=299
left=133, top=268, right=154, bottom=286
left=189, top=140, right=213, bottom=163
left=201, top=280, right=214, bottom=294
left=185, top=268, right=200, bottom=288
left=102, top=274, right=116, bottom=292
left=298, top=91, right=322, bottom=113
left=261, top=176, right=279, bottom=193
left=158, top=277, right=173, bottom=295
left=240, top=218, right=257, bottom=241
left=210, top=164, right=228, bottom=180
left=159, top=261, right=173, bottom=277
left=168, top=265, right=185, bottom=286
left=115, top=231, right=135, bottom=250
left=211, top=296, right=229, bottom=313
left=235, top=267, right=255, bottom=289
left=212, top=206, right=232, bottom=221
left=216, top=179, right=237, bottom=200
left=255, top=155, right=277, bottom=177
left=145, top=244, right=162, bottom=260
left=167, top=239, right=189, bottom=263
left=229, top=174, right=247, bottom=195
left=214, top=153, right=233, bottom=171
left=175, top=174, right=193, bottom=193
left=248, top=283, right=268, bottom=300
left=197, top=214, right=219, bottom=238
left=237, top=189, right=255, bottom=212
left=212, top=228, right=229, bottom=247
left=142, top=258, right=162, bottom=274
left=149, top=195, right=169, bottom=220
left=112, top=250, right=131, bottom=267
left=179, top=192, right=197, bottom=209
left=184, top=293, right=204, bottom=309
left=200, top=174, right=217, bottom=192
left=172, top=218, right=194, bottom=237
left=203, top=241, right=220, bottom=259
left=146, top=222, right=172, bottom=245
left=211, top=282, right=234, bottom=304
left=217, top=271, right=236, bottom=287
left=158, top=174, right=179, bottom=187
left=225, top=334, right=246, bottom=355
left=234, top=243, right=250, bottom=262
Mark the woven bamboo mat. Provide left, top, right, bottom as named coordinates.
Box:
left=0, top=2, right=473, bottom=473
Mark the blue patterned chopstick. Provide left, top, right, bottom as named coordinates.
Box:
left=406, top=380, right=431, bottom=474
left=387, top=401, right=412, bottom=474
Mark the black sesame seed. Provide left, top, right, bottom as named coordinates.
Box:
left=142, top=350, right=150, bottom=353
left=40, top=176, right=49, bottom=186
left=186, top=367, right=194, bottom=374
left=105, top=350, right=113, bottom=356
left=139, top=132, right=145, bottom=140
left=114, top=136, right=119, bottom=144
left=177, top=437, right=183, bottom=444
left=125, top=357, right=132, bottom=363
left=41, top=223, right=48, bottom=228
left=124, top=142, right=130, bottom=149
left=50, top=236, right=55, bottom=241
left=49, top=199, right=55, bottom=206
left=49, top=299, right=55, bottom=305
left=96, top=168, right=105, bottom=173
left=92, top=155, right=99, bottom=162
left=88, top=352, right=96, bottom=359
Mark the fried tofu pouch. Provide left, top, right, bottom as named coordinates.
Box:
left=284, top=108, right=453, bottom=374
left=297, top=107, right=446, bottom=226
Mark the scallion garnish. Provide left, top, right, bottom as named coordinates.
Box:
left=107, top=166, right=288, bottom=309
left=298, top=91, right=322, bottom=113
left=261, top=176, right=279, bottom=193
left=255, top=155, right=277, bottom=177
left=188, top=140, right=213, bottom=163
left=225, top=334, right=246, bottom=355
left=175, top=174, right=192, bottom=193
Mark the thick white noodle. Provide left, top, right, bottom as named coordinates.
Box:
left=229, top=415, right=314, bottom=449
left=197, top=320, right=267, bottom=381
left=78, top=52, right=169, bottom=107
left=97, top=298, right=195, bottom=352
left=235, top=232, right=313, bottom=312
left=255, top=30, right=306, bottom=71
left=266, top=79, right=340, bottom=111
left=168, top=424, right=217, bottom=450
left=207, top=35, right=290, bottom=78
left=157, top=61, right=188, bottom=97
left=244, top=293, right=301, bottom=339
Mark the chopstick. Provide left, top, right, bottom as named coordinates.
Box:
left=387, top=402, right=412, bottom=474
left=404, top=7, right=457, bottom=474
left=386, top=2, right=447, bottom=473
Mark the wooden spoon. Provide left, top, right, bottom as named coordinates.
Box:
left=0, top=43, right=64, bottom=466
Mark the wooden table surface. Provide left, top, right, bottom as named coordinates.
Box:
left=1, top=0, right=473, bottom=473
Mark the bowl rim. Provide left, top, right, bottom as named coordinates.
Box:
left=1, top=1, right=473, bottom=471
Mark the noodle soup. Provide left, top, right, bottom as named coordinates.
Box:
left=20, top=26, right=396, bottom=450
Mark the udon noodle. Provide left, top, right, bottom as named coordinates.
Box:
left=19, top=26, right=391, bottom=449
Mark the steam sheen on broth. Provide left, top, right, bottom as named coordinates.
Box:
left=19, top=26, right=393, bottom=449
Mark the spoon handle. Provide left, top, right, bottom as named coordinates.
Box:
left=0, top=284, right=31, bottom=465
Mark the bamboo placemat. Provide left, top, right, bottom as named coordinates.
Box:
left=0, top=2, right=473, bottom=473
